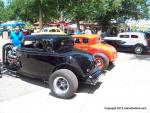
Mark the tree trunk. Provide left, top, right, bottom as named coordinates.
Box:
left=39, top=5, right=43, bottom=30
left=60, top=11, right=64, bottom=30
left=77, top=20, right=80, bottom=29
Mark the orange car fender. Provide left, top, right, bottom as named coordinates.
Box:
left=87, top=48, right=112, bottom=62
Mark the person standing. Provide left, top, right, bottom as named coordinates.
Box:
left=84, top=27, right=92, bottom=34
left=10, top=27, right=23, bottom=47
left=97, top=30, right=102, bottom=36
left=74, top=27, right=81, bottom=35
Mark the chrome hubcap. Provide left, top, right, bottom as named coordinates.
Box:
left=135, top=47, right=142, bottom=53
left=97, top=60, right=102, bottom=66
left=53, top=77, right=69, bottom=94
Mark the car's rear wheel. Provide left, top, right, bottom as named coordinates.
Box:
left=134, top=45, right=144, bottom=54
left=94, top=53, right=109, bottom=71
left=49, top=69, right=78, bottom=99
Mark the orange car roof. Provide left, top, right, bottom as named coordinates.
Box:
left=72, top=34, right=99, bottom=39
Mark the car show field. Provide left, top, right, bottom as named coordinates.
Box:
left=0, top=0, right=150, bottom=112
left=0, top=37, right=150, bottom=113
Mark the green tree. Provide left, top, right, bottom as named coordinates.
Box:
left=0, top=0, right=5, bottom=22
left=64, top=0, right=150, bottom=30
left=2, top=0, right=150, bottom=31
left=28, top=0, right=57, bottom=29
left=4, top=0, right=58, bottom=28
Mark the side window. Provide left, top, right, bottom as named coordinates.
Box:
left=50, top=29, right=56, bottom=32
left=34, top=41, right=43, bottom=49
left=53, top=38, right=73, bottom=51
left=57, top=29, right=60, bottom=32
left=131, top=35, right=138, bottom=38
left=43, top=40, right=53, bottom=51
left=60, top=39, right=73, bottom=47
left=119, top=35, right=129, bottom=38
left=83, top=38, right=88, bottom=43
left=74, top=38, right=80, bottom=43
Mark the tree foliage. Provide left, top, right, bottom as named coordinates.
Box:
left=1, top=0, right=150, bottom=28
left=0, top=0, right=5, bottom=21
left=65, top=0, right=150, bottom=26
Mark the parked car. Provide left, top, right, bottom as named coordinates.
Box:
left=1, top=34, right=101, bottom=99
left=104, top=32, right=150, bottom=54
left=72, top=34, right=117, bottom=71
left=32, top=27, right=66, bottom=35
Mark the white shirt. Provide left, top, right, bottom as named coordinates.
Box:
left=84, top=29, right=92, bottom=34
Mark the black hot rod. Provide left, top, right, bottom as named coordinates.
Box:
left=0, top=34, right=101, bottom=99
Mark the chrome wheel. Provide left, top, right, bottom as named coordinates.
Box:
left=95, top=57, right=104, bottom=69
left=49, top=69, right=78, bottom=99
left=53, top=76, right=69, bottom=95
left=94, top=53, right=109, bottom=71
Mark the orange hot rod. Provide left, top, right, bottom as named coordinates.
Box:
left=72, top=34, right=117, bottom=71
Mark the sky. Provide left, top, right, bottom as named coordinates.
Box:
left=3, top=0, right=8, bottom=5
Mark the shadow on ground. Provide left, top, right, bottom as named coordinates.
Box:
left=102, top=62, right=115, bottom=76
left=107, top=63, right=115, bottom=71
left=20, top=75, right=49, bottom=88
left=1, top=71, right=102, bottom=97
left=117, top=51, right=150, bottom=61
left=77, top=82, right=102, bottom=94
left=130, top=54, right=150, bottom=61
left=21, top=76, right=103, bottom=95
left=20, top=76, right=103, bottom=95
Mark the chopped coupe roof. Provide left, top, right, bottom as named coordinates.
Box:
left=23, top=34, right=70, bottom=40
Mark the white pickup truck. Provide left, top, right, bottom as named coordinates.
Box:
left=104, top=32, right=150, bottom=54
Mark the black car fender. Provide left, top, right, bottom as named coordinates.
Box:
left=52, top=63, right=85, bottom=79
left=134, top=43, right=144, bottom=47
left=133, top=43, right=145, bottom=49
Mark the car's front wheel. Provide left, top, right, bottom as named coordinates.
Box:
left=49, top=69, right=78, bottom=99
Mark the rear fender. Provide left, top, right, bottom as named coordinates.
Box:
left=52, top=64, right=84, bottom=79
left=134, top=43, right=146, bottom=51
left=134, top=43, right=144, bottom=47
